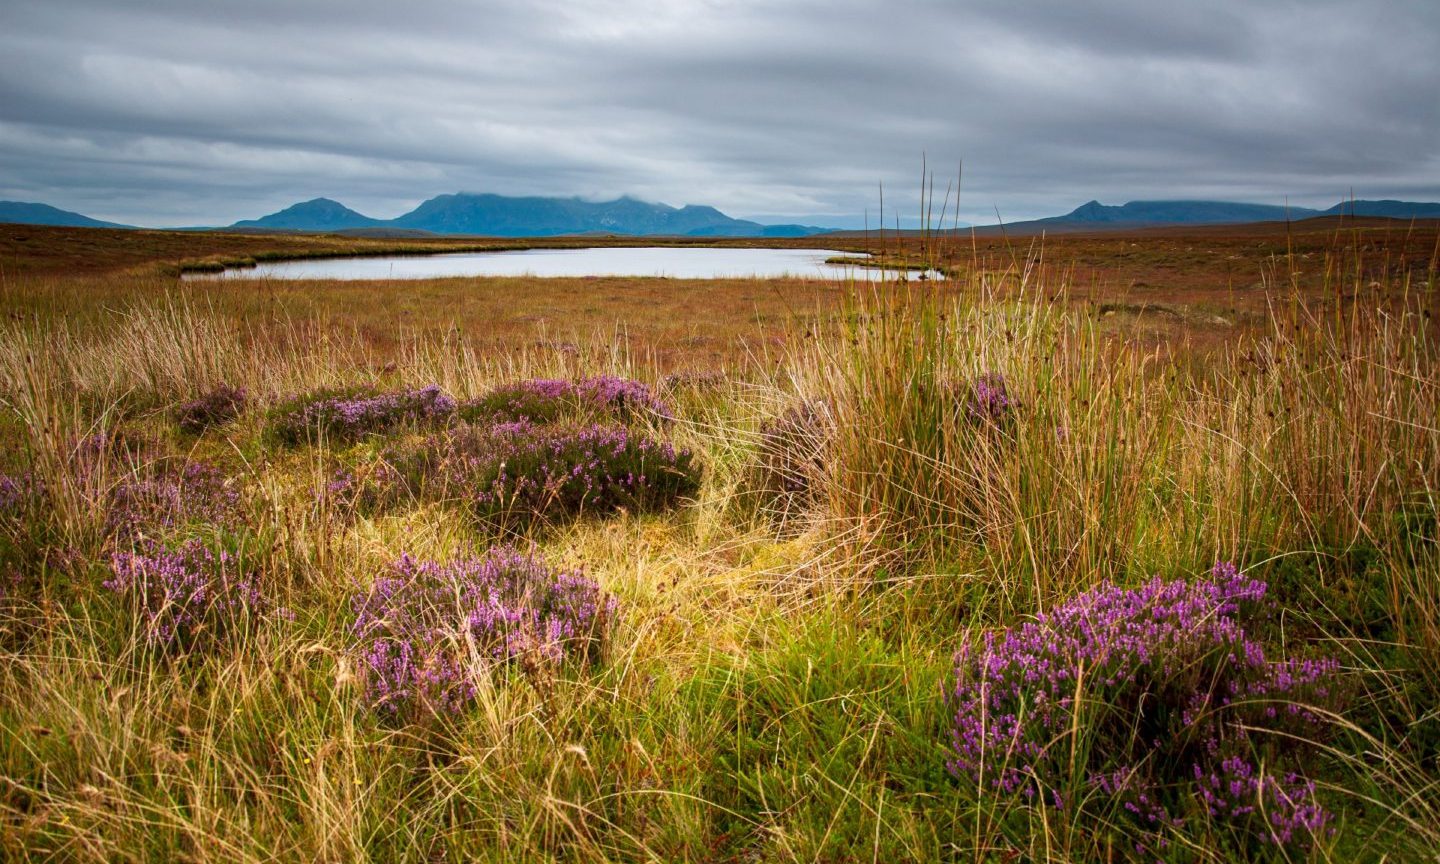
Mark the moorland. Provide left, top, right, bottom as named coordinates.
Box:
left=0, top=217, right=1437, bottom=862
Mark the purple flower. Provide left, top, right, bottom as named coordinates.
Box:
left=363, top=420, right=699, bottom=527
left=106, top=459, right=242, bottom=541
left=0, top=472, right=39, bottom=520
left=349, top=546, right=617, bottom=719
left=106, top=539, right=279, bottom=652
left=270, top=383, right=457, bottom=444
left=947, top=562, right=1338, bottom=850
left=458, top=376, right=673, bottom=426
left=963, top=371, right=1014, bottom=425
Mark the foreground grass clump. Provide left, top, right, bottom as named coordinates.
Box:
left=949, top=563, right=1339, bottom=853
left=349, top=546, right=616, bottom=720
left=268, top=383, right=456, bottom=444
left=368, top=420, right=700, bottom=527
left=682, top=614, right=957, bottom=860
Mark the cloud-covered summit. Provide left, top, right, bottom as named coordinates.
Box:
left=2, top=0, right=1436, bottom=227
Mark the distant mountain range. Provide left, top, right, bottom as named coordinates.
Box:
left=233, top=194, right=830, bottom=237
left=1028, top=199, right=1440, bottom=227
left=0, top=201, right=132, bottom=229
left=5, top=195, right=1440, bottom=236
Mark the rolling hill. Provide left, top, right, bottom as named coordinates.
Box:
left=0, top=201, right=131, bottom=229
left=232, top=198, right=382, bottom=230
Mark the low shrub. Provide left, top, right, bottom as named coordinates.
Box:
left=268, top=383, right=456, bottom=444
left=175, top=383, right=247, bottom=434
left=573, top=375, right=673, bottom=423
left=0, top=472, right=38, bottom=523
left=957, top=370, right=1015, bottom=427
left=9, top=436, right=242, bottom=545
left=349, top=546, right=616, bottom=719
left=107, top=460, right=242, bottom=541
left=947, top=563, right=1340, bottom=852
left=105, top=538, right=278, bottom=652
left=752, top=400, right=831, bottom=526
left=458, top=379, right=572, bottom=424
left=370, top=420, right=700, bottom=527
left=457, top=375, right=673, bottom=426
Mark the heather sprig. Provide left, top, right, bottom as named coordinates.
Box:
left=105, top=538, right=278, bottom=652
left=574, top=375, right=674, bottom=423
left=0, top=472, right=39, bottom=522
left=175, top=383, right=247, bottom=435
left=33, top=431, right=243, bottom=543
left=348, top=546, right=617, bottom=719
left=947, top=563, right=1340, bottom=850
left=269, top=383, right=457, bottom=444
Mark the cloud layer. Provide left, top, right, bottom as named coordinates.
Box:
left=2, top=0, right=1437, bottom=226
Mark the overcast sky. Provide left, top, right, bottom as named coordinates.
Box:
left=2, top=0, right=1437, bottom=227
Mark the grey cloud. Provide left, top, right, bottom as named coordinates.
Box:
left=1, top=0, right=1436, bottom=227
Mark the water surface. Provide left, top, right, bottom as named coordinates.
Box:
left=185, top=246, right=936, bottom=281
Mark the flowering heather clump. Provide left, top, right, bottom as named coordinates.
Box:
left=269, top=383, right=457, bottom=444
left=959, top=371, right=1014, bottom=426
left=75, top=428, right=153, bottom=465
left=18, top=432, right=240, bottom=542
left=106, top=460, right=242, bottom=541
left=105, top=539, right=275, bottom=651
left=948, top=562, right=1339, bottom=850
left=458, top=379, right=577, bottom=424
left=175, top=384, right=247, bottom=435
left=374, top=420, right=699, bottom=527
left=458, top=376, right=673, bottom=426
left=349, top=547, right=617, bottom=718
left=573, top=375, right=674, bottom=423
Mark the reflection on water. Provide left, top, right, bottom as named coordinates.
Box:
left=183, top=247, right=940, bottom=281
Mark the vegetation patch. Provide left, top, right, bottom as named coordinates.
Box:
left=174, top=383, right=247, bottom=434
left=105, top=538, right=280, bottom=653
left=268, top=383, right=457, bottom=444
left=363, top=420, right=700, bottom=528
left=348, top=546, right=616, bottom=720
left=948, top=563, right=1339, bottom=854
left=457, top=375, right=673, bottom=425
